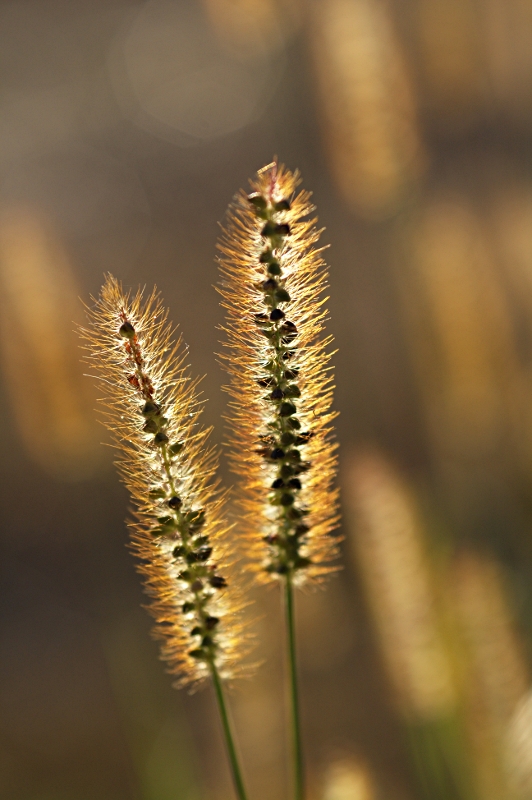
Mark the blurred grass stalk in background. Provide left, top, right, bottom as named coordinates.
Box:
left=0, top=207, right=101, bottom=479
left=346, top=450, right=532, bottom=800
left=308, top=0, right=425, bottom=219
left=345, top=450, right=473, bottom=800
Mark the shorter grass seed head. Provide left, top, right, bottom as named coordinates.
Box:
left=80, top=275, right=247, bottom=688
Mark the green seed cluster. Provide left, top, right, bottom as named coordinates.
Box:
left=248, top=191, right=313, bottom=576
left=119, top=318, right=227, bottom=664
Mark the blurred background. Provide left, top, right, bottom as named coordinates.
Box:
left=2, top=1, right=532, bottom=798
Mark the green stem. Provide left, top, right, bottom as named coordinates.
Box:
left=285, top=574, right=304, bottom=800
left=210, top=660, right=249, bottom=800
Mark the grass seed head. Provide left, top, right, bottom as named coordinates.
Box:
left=218, top=163, right=340, bottom=585
left=80, top=275, right=248, bottom=688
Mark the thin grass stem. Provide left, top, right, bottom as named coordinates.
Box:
left=284, top=575, right=304, bottom=800
left=210, top=660, right=249, bottom=800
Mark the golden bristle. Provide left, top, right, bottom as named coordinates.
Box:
left=80, top=275, right=247, bottom=688
left=218, top=163, right=340, bottom=585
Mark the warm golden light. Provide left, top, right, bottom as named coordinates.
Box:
left=322, top=759, right=376, bottom=800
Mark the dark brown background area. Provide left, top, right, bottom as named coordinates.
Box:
left=2, top=2, right=532, bottom=799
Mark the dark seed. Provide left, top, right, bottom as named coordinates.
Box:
left=284, top=385, right=301, bottom=398
left=281, top=432, right=296, bottom=446
left=288, top=417, right=301, bottom=429
left=295, top=523, right=310, bottom=536
left=284, top=368, right=299, bottom=379
left=280, top=402, right=297, bottom=417
left=263, top=278, right=278, bottom=291
left=260, top=249, right=274, bottom=263
left=210, top=575, right=227, bottom=589
left=142, top=400, right=160, bottom=417
left=271, top=478, right=285, bottom=489
left=288, top=507, right=309, bottom=520
left=191, top=626, right=202, bottom=636
left=186, top=551, right=198, bottom=564
left=154, top=431, right=169, bottom=445
left=281, top=323, right=297, bottom=340
left=281, top=464, right=295, bottom=479
left=280, top=493, right=295, bottom=506
left=287, top=449, right=301, bottom=461
left=189, top=649, right=205, bottom=659
left=149, top=487, right=166, bottom=499
left=178, top=570, right=191, bottom=580
left=201, top=636, right=214, bottom=648
left=119, top=321, right=135, bottom=338
left=270, top=308, right=285, bottom=321
left=261, top=221, right=290, bottom=239
left=276, top=564, right=289, bottom=574
left=268, top=262, right=281, bottom=276
left=248, top=193, right=267, bottom=211
left=270, top=387, right=284, bottom=400
left=261, top=221, right=278, bottom=237
left=275, top=288, right=291, bottom=302
left=254, top=312, right=269, bottom=325
left=193, top=535, right=209, bottom=548
left=294, top=556, right=312, bottom=570
left=169, top=441, right=184, bottom=455
left=271, top=448, right=285, bottom=460
left=274, top=199, right=291, bottom=211
left=205, top=616, right=219, bottom=629
left=143, top=418, right=159, bottom=433
left=288, top=478, right=302, bottom=490
left=191, top=579, right=203, bottom=592
left=197, top=547, right=212, bottom=561
left=173, top=545, right=185, bottom=558
left=168, top=496, right=182, bottom=510
left=182, top=601, right=195, bottom=613
left=257, top=377, right=273, bottom=387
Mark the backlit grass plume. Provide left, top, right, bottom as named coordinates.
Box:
left=218, top=162, right=339, bottom=800
left=79, top=276, right=245, bottom=691
left=218, top=162, right=340, bottom=585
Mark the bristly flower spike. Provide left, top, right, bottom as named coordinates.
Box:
left=218, top=162, right=340, bottom=800
left=218, top=162, right=340, bottom=585
left=79, top=276, right=247, bottom=690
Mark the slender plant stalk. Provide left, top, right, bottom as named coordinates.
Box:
left=285, top=575, right=304, bottom=800
left=210, top=660, right=249, bottom=800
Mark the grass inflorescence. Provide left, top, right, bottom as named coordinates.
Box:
left=80, top=276, right=246, bottom=689
left=218, top=162, right=340, bottom=585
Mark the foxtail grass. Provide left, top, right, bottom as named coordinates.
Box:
left=80, top=276, right=249, bottom=800
left=218, top=162, right=340, bottom=800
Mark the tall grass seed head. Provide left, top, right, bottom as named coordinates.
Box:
left=80, top=275, right=247, bottom=688
left=218, top=163, right=340, bottom=585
